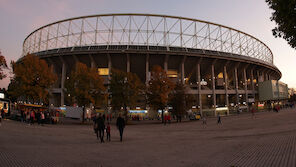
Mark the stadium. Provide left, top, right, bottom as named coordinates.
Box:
left=22, top=13, right=283, bottom=116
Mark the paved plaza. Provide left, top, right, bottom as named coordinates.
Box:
left=1, top=109, right=296, bottom=167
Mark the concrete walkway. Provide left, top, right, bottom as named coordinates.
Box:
left=1, top=108, right=296, bottom=166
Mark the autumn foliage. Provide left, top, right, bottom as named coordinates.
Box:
left=0, top=51, right=8, bottom=80
left=65, top=62, right=106, bottom=108
left=170, top=82, right=195, bottom=119
left=10, top=54, right=57, bottom=104
left=109, top=69, right=144, bottom=119
left=146, top=65, right=175, bottom=121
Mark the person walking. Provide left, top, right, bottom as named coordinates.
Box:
left=20, top=110, right=24, bottom=122
left=30, top=110, right=35, bottom=125
left=97, top=114, right=105, bottom=143
left=0, top=111, right=2, bottom=126
left=251, top=107, right=255, bottom=119
left=106, top=114, right=110, bottom=123
left=1, top=108, right=4, bottom=120
left=276, top=105, right=280, bottom=112
left=36, top=111, right=41, bottom=125
left=106, top=122, right=111, bottom=141
left=167, top=114, right=171, bottom=124
left=26, top=111, right=30, bottom=125
left=116, top=114, right=125, bottom=142
left=92, top=114, right=97, bottom=134
left=41, top=112, right=45, bottom=125
left=237, top=107, right=241, bottom=115
left=202, top=116, right=207, bottom=126
left=94, top=119, right=99, bottom=140
left=217, top=113, right=222, bottom=125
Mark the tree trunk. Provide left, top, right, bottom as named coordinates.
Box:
left=82, top=106, right=85, bottom=123
left=161, top=109, right=164, bottom=123
left=124, top=103, right=128, bottom=124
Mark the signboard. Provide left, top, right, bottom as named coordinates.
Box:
left=0, top=93, right=4, bottom=99
left=98, top=68, right=109, bottom=76
left=129, top=110, right=147, bottom=113
left=248, top=98, right=255, bottom=103
left=167, top=70, right=178, bottom=78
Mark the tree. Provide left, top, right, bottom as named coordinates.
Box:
left=266, top=0, right=296, bottom=48
left=109, top=69, right=144, bottom=122
left=0, top=51, right=8, bottom=80
left=169, top=82, right=194, bottom=122
left=65, top=62, right=106, bottom=122
left=289, top=94, right=296, bottom=103
left=9, top=54, right=57, bottom=104
left=7, top=78, right=19, bottom=102
left=146, top=65, right=175, bottom=123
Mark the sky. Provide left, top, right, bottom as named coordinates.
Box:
left=0, top=0, right=295, bottom=88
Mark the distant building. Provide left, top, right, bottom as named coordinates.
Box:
left=288, top=88, right=296, bottom=97
left=258, top=80, right=289, bottom=101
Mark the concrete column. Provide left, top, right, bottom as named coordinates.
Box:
left=73, top=55, right=79, bottom=63
left=265, top=71, right=268, bottom=81
left=257, top=70, right=260, bottom=81
left=181, top=56, right=186, bottom=84
left=107, top=54, right=112, bottom=112
left=48, top=58, right=57, bottom=79
left=60, top=62, right=66, bottom=106
left=224, top=66, right=229, bottom=109
left=146, top=54, right=149, bottom=85
left=243, top=68, right=248, bottom=106
left=257, top=70, right=262, bottom=83
left=212, top=64, right=216, bottom=113
left=47, top=58, right=56, bottom=106
left=181, top=62, right=185, bottom=84
left=107, top=54, right=112, bottom=81
left=197, top=63, right=202, bottom=115
left=126, top=54, right=130, bottom=73
left=89, top=55, right=96, bottom=69
left=251, top=69, right=255, bottom=99
left=164, top=55, right=169, bottom=72
left=234, top=67, right=239, bottom=105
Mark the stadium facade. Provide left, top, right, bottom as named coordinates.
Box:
left=22, top=14, right=282, bottom=115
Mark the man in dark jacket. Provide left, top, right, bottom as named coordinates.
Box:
left=116, top=114, right=125, bottom=142
left=97, top=114, right=105, bottom=143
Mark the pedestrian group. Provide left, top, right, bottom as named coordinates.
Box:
left=93, top=113, right=125, bottom=143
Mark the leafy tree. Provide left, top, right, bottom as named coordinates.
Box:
left=146, top=65, right=175, bottom=123
left=109, top=69, right=144, bottom=121
left=7, top=78, right=19, bottom=102
left=266, top=0, right=296, bottom=48
left=169, top=82, right=194, bottom=122
left=289, top=94, right=296, bottom=102
left=65, top=62, right=106, bottom=122
left=9, top=54, right=57, bottom=104
left=0, top=51, right=8, bottom=80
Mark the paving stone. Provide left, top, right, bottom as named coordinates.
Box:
left=1, top=108, right=296, bottom=166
